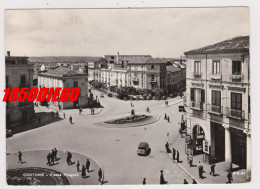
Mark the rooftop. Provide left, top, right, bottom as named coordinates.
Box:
left=166, top=65, right=182, bottom=72
left=184, top=36, right=249, bottom=55
left=128, top=58, right=170, bottom=65
left=40, top=66, right=86, bottom=77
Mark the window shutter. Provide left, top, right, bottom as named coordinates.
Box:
left=190, top=88, right=194, bottom=101
left=201, top=89, right=205, bottom=103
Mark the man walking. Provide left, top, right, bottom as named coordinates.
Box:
left=18, top=151, right=22, bottom=163
left=164, top=113, right=167, bottom=120
left=63, top=113, right=66, bottom=119
left=51, top=149, right=55, bottom=165
left=69, top=116, right=72, bottom=124
left=172, top=148, right=175, bottom=160
left=160, top=170, right=167, bottom=184
left=76, top=161, right=80, bottom=172
left=143, top=178, right=146, bottom=185
left=165, top=142, right=169, bottom=153
left=176, top=150, right=180, bottom=162
left=167, top=116, right=170, bottom=122
left=210, top=164, right=216, bottom=176
left=192, top=179, right=197, bottom=184
left=54, top=148, right=57, bottom=160
left=188, top=156, right=193, bottom=167
left=47, top=153, right=51, bottom=166
left=86, top=159, right=90, bottom=172
left=98, top=168, right=103, bottom=184
left=198, top=161, right=204, bottom=178
left=226, top=172, right=233, bottom=184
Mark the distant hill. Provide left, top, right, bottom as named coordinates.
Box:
left=28, top=56, right=106, bottom=64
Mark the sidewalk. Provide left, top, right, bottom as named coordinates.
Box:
left=167, top=131, right=248, bottom=184
left=7, top=150, right=102, bottom=185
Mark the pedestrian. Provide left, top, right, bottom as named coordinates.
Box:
left=69, top=116, right=72, bottom=124
left=47, top=153, right=51, bottom=166
left=143, top=178, right=146, bottom=185
left=172, top=148, right=175, bottom=160
left=51, top=149, right=55, bottom=165
left=76, top=161, right=80, bottom=172
left=93, top=109, right=95, bottom=114
left=192, top=179, right=197, bottom=184
left=86, top=159, right=90, bottom=172
left=226, top=172, right=233, bottom=184
left=98, top=168, right=103, bottom=184
left=56, top=111, right=59, bottom=117
left=38, top=116, right=41, bottom=124
left=198, top=161, right=204, bottom=178
left=81, top=165, right=86, bottom=178
left=165, top=142, right=169, bottom=153
left=210, top=164, right=216, bottom=176
left=177, top=150, right=180, bottom=162
left=164, top=113, right=167, bottom=120
left=18, top=151, right=22, bottom=163
left=160, top=170, right=167, bottom=184
left=67, top=152, right=72, bottom=165
left=54, top=148, right=57, bottom=160
left=183, top=179, right=188, bottom=184
left=188, top=156, right=193, bottom=167
left=51, top=111, right=54, bottom=118
left=79, top=107, right=82, bottom=114
left=63, top=113, right=66, bottom=119
left=167, top=116, right=170, bottom=122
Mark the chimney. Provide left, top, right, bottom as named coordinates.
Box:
left=7, top=51, right=10, bottom=57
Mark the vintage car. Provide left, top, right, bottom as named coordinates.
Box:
left=137, top=142, right=150, bottom=156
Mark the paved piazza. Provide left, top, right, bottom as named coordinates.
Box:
left=7, top=89, right=194, bottom=185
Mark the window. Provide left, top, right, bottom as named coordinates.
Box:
left=21, top=75, right=26, bottom=85
left=212, top=61, right=220, bottom=74
left=151, top=74, right=155, bottom=80
left=194, top=61, right=201, bottom=73
left=232, top=61, right=241, bottom=75
left=201, top=89, right=205, bottom=103
left=212, top=90, right=221, bottom=106
left=191, top=88, right=204, bottom=103
left=231, top=93, right=242, bottom=110
left=111, top=56, right=114, bottom=59
left=190, top=88, right=195, bottom=101
left=151, top=65, right=154, bottom=69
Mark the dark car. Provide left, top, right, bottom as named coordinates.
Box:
left=107, top=93, right=113, bottom=97
left=137, top=142, right=150, bottom=156
left=179, top=105, right=186, bottom=112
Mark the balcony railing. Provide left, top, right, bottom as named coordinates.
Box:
left=190, top=101, right=204, bottom=110
left=207, top=104, right=222, bottom=114
left=210, top=73, right=221, bottom=80
left=193, top=72, right=201, bottom=79
left=230, top=74, right=243, bottom=82
left=226, top=108, right=245, bottom=119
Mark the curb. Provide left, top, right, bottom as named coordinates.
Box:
left=7, top=149, right=104, bottom=185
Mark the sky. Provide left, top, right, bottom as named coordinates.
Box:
left=4, top=8, right=249, bottom=58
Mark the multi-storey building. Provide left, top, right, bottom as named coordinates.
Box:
left=166, top=65, right=186, bottom=94
left=184, top=36, right=250, bottom=179
left=5, top=51, right=34, bottom=128
left=127, top=58, right=169, bottom=90
left=38, top=67, right=88, bottom=109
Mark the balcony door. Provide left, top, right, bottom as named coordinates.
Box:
left=231, top=92, right=242, bottom=117
left=211, top=90, right=221, bottom=113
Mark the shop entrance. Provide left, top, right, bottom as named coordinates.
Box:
left=192, top=125, right=205, bottom=155
left=211, top=122, right=225, bottom=163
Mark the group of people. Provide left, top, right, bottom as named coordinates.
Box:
left=76, top=159, right=91, bottom=178
left=90, top=108, right=95, bottom=115
left=47, top=148, right=58, bottom=166
left=172, top=147, right=180, bottom=163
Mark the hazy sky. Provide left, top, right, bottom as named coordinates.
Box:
left=5, top=8, right=249, bottom=58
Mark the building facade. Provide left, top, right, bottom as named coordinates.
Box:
left=5, top=51, right=34, bottom=128
left=38, top=67, right=88, bottom=109
left=184, top=36, right=250, bottom=179
left=166, top=65, right=186, bottom=94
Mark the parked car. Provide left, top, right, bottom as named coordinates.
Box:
left=107, top=93, right=113, bottom=97
left=100, top=93, right=104, bottom=98
left=137, top=142, right=150, bottom=156
left=178, top=105, right=186, bottom=112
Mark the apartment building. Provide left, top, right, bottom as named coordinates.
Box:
left=184, top=36, right=250, bottom=179
left=5, top=51, right=34, bottom=128
left=38, top=67, right=88, bottom=109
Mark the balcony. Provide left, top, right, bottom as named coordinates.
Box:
left=226, top=108, right=245, bottom=120
left=230, top=74, right=243, bottom=82
left=193, top=72, right=201, bottom=79
left=210, top=73, right=221, bottom=80
left=207, top=104, right=222, bottom=114
left=190, top=101, right=204, bottom=111
left=132, top=77, right=139, bottom=82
